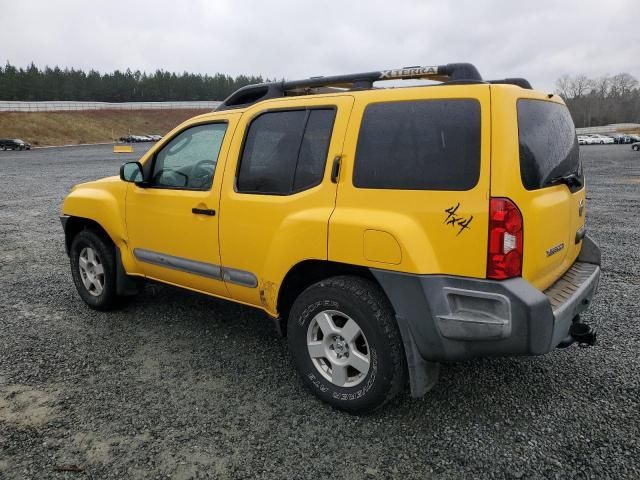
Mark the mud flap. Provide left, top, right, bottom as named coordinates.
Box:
left=396, top=314, right=440, bottom=397
left=116, top=247, right=140, bottom=296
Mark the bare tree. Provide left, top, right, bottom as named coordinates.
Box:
left=593, top=75, right=611, bottom=97
left=555, top=74, right=572, bottom=98
left=609, top=73, right=638, bottom=97
left=555, top=72, right=639, bottom=127
left=569, top=74, right=594, bottom=98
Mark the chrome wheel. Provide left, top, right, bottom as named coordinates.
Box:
left=78, top=247, right=105, bottom=296
left=306, top=310, right=370, bottom=387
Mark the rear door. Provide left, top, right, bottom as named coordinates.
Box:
left=491, top=88, right=584, bottom=290
left=218, top=96, right=354, bottom=313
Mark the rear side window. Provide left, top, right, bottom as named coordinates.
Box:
left=237, top=109, right=336, bottom=195
left=518, top=99, right=581, bottom=190
left=353, top=99, right=481, bottom=190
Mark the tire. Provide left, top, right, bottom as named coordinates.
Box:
left=69, top=229, right=119, bottom=310
left=287, top=275, right=406, bottom=413
left=633, top=145, right=639, bottom=151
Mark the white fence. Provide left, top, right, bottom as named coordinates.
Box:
left=576, top=123, right=640, bottom=134
left=0, top=101, right=222, bottom=112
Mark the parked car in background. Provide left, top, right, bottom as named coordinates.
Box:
left=0, top=139, right=32, bottom=150
left=579, top=135, right=598, bottom=145
left=587, top=134, right=614, bottom=145
left=577, top=135, right=589, bottom=145
left=148, top=134, right=163, bottom=141
left=119, top=135, right=157, bottom=143
left=628, top=134, right=640, bottom=143
left=610, top=133, right=633, bottom=144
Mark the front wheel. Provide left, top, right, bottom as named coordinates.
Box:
left=69, top=229, right=119, bottom=310
left=287, top=275, right=406, bottom=413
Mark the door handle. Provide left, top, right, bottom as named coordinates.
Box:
left=192, top=207, right=216, bottom=216
left=330, top=155, right=341, bottom=183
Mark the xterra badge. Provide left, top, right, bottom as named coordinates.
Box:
left=546, top=243, right=565, bottom=257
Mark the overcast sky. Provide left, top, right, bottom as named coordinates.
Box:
left=1, top=0, right=638, bottom=92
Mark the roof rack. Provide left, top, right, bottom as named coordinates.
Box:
left=216, top=63, right=531, bottom=111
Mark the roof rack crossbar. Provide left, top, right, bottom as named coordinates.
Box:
left=488, top=78, right=533, bottom=89
left=217, top=63, right=487, bottom=111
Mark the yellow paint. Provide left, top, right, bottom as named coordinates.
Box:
left=62, top=82, right=583, bottom=316
left=113, top=145, right=133, bottom=153
left=490, top=86, right=583, bottom=290
left=329, top=85, right=491, bottom=278
left=363, top=230, right=402, bottom=265
left=218, top=95, right=354, bottom=315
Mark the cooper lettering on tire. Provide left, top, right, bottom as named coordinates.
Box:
left=287, top=275, right=406, bottom=413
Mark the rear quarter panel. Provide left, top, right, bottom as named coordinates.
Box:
left=329, top=85, right=492, bottom=277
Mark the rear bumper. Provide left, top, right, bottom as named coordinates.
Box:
left=371, top=235, right=601, bottom=395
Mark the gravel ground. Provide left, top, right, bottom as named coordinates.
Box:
left=0, top=144, right=639, bottom=479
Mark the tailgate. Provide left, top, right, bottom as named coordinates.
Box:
left=491, top=88, right=585, bottom=290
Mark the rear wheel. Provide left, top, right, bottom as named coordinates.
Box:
left=287, top=275, right=406, bottom=413
left=70, top=229, right=119, bottom=310
left=633, top=145, right=639, bottom=151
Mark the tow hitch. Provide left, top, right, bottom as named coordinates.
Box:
left=557, top=316, right=597, bottom=348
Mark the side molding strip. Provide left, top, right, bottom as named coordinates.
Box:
left=223, top=269, right=258, bottom=288
left=133, top=248, right=258, bottom=288
left=134, top=248, right=222, bottom=280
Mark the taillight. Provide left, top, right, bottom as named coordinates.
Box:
left=487, top=197, right=523, bottom=280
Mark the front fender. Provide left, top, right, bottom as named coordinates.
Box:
left=61, top=176, right=128, bottom=248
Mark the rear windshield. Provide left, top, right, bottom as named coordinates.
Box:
left=518, top=99, right=582, bottom=190
left=353, top=99, right=481, bottom=190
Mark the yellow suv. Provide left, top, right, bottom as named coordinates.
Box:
left=60, top=63, right=601, bottom=412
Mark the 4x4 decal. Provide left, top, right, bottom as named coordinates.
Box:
left=444, top=203, right=473, bottom=236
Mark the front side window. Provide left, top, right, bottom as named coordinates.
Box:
left=151, top=123, right=227, bottom=190
left=353, top=99, right=481, bottom=190
left=237, top=109, right=336, bottom=195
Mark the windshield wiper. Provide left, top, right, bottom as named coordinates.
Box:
left=548, top=172, right=583, bottom=189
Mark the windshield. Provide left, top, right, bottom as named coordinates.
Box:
left=517, top=99, right=582, bottom=190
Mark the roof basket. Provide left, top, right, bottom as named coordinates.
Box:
left=216, top=63, right=530, bottom=111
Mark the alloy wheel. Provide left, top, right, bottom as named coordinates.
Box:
left=306, top=310, right=371, bottom=387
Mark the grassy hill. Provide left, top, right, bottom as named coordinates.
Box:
left=0, top=109, right=210, bottom=147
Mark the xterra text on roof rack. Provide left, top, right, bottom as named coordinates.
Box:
left=61, top=63, right=600, bottom=412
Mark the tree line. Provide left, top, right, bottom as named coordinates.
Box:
left=2, top=62, right=638, bottom=127
left=555, top=72, right=639, bottom=128
left=0, top=62, right=266, bottom=102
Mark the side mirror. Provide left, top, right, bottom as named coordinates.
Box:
left=120, top=161, right=145, bottom=185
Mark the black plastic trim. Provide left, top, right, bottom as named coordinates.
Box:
left=116, top=247, right=139, bottom=296
left=370, top=235, right=601, bottom=396
left=216, top=63, right=490, bottom=111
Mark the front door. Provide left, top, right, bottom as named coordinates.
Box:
left=125, top=117, right=237, bottom=298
